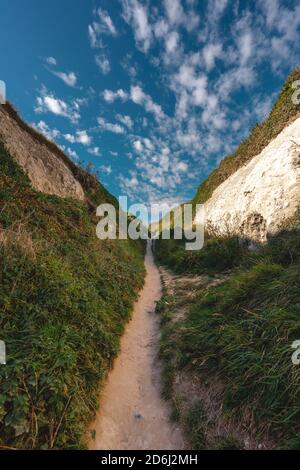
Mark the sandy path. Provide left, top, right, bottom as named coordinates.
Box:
left=88, top=242, right=184, bottom=450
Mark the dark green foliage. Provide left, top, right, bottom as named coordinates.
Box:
left=155, top=236, right=243, bottom=275
left=0, top=143, right=145, bottom=449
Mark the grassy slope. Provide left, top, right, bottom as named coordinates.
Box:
left=0, top=143, right=145, bottom=449
left=157, top=227, right=300, bottom=449
left=155, top=68, right=300, bottom=449
left=2, top=102, right=118, bottom=210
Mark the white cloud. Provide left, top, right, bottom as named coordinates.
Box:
left=44, top=56, right=77, bottom=87
left=100, top=164, right=112, bottom=175
left=95, top=54, right=111, bottom=74
left=64, top=133, right=75, bottom=143
left=165, top=31, right=179, bottom=54
left=88, top=8, right=117, bottom=48
left=35, top=120, right=60, bottom=141
left=35, top=91, right=80, bottom=123
left=66, top=147, right=79, bottom=160
left=164, top=0, right=184, bottom=26
left=133, top=139, right=143, bottom=152
left=154, top=19, right=169, bottom=39
left=116, top=114, right=133, bottom=129
left=76, top=130, right=91, bottom=145
left=175, top=161, right=188, bottom=172
left=130, top=85, right=165, bottom=121
left=102, top=85, right=165, bottom=121
left=238, top=32, right=253, bottom=65
left=97, top=8, right=117, bottom=36
left=98, top=117, right=125, bottom=134
left=163, top=0, right=199, bottom=31
left=53, top=71, right=77, bottom=87
left=88, top=146, right=101, bottom=156
left=121, top=0, right=152, bottom=52
left=88, top=25, right=103, bottom=49
left=45, top=56, right=57, bottom=66
left=202, top=43, right=223, bottom=71
left=143, top=138, right=153, bottom=150
left=43, top=96, right=64, bottom=115
left=64, top=130, right=91, bottom=145
left=102, top=88, right=128, bottom=103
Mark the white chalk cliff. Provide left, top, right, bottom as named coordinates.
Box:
left=195, top=117, right=300, bottom=243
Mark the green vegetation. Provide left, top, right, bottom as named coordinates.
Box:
left=157, top=225, right=300, bottom=448
left=180, top=228, right=300, bottom=440
left=194, top=67, right=300, bottom=205
left=155, top=233, right=244, bottom=275
left=0, top=143, right=145, bottom=449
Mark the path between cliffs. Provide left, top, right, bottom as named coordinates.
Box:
left=89, top=241, right=184, bottom=450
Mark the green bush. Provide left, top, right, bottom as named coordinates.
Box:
left=155, top=236, right=243, bottom=275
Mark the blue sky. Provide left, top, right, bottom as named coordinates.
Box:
left=1, top=0, right=300, bottom=220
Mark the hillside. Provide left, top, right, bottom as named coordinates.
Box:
left=0, top=104, right=145, bottom=449
left=155, top=68, right=300, bottom=449
left=194, top=67, right=300, bottom=206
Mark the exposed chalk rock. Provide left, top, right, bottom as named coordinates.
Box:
left=0, top=105, right=85, bottom=200
left=195, top=117, right=300, bottom=243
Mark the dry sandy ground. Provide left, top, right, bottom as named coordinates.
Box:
left=88, top=242, right=184, bottom=450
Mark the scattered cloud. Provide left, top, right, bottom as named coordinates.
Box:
left=34, top=120, right=61, bottom=141
left=100, top=164, right=112, bottom=175
left=102, top=88, right=128, bottom=103
left=88, top=8, right=117, bottom=48
left=202, top=43, right=223, bottom=71
left=130, top=85, right=165, bottom=121
left=97, top=8, right=117, bottom=36
left=52, top=70, right=77, bottom=87
left=45, top=56, right=57, bottom=66
left=35, top=87, right=81, bottom=123
left=121, top=0, right=152, bottom=52
left=116, top=114, right=133, bottom=129
left=44, top=57, right=78, bottom=87
left=88, top=146, right=101, bottom=156
left=95, top=54, right=111, bottom=74
left=64, top=130, right=91, bottom=145
left=66, top=147, right=79, bottom=160
left=98, top=117, right=125, bottom=134
left=38, top=1, right=300, bottom=212
left=133, top=139, right=143, bottom=152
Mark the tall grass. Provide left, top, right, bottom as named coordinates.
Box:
left=172, top=228, right=300, bottom=446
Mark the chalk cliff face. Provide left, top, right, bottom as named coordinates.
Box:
left=195, top=117, right=300, bottom=243
left=0, top=105, right=85, bottom=200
